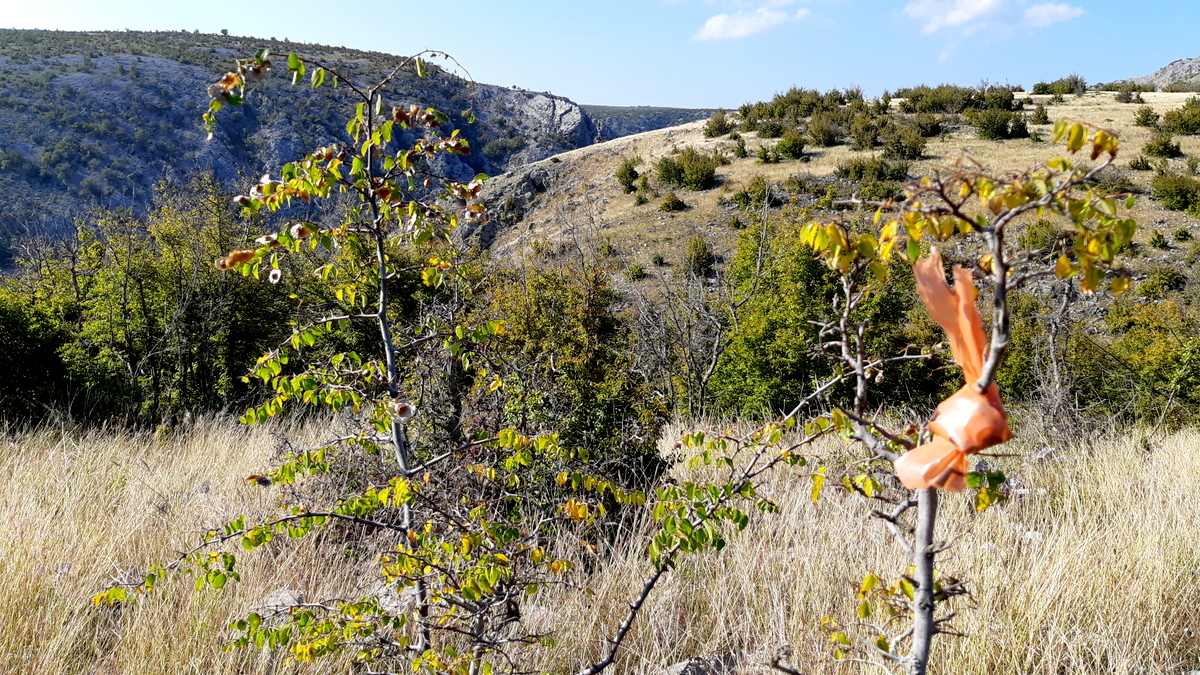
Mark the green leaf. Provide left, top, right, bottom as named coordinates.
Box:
left=287, top=53, right=301, bottom=71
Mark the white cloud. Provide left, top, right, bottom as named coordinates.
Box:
left=693, top=4, right=810, bottom=40
left=1023, top=2, right=1084, bottom=27
left=903, top=0, right=1004, bottom=34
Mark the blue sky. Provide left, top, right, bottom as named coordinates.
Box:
left=3, top=0, right=1197, bottom=107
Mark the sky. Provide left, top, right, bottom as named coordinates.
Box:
left=1, top=0, right=1197, bottom=108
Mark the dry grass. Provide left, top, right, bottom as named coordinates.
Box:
left=529, top=420, right=1200, bottom=674
left=3, top=418, right=1199, bottom=674
left=0, top=419, right=360, bottom=674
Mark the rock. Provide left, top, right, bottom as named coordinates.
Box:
left=256, top=588, right=304, bottom=614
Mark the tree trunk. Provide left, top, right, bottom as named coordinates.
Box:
left=908, top=488, right=938, bottom=675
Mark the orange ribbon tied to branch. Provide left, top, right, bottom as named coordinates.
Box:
left=894, top=247, right=1013, bottom=491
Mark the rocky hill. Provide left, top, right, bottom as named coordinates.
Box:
left=1134, top=56, right=1200, bottom=89
left=473, top=91, right=1200, bottom=284
left=584, top=105, right=714, bottom=141
left=0, top=30, right=706, bottom=263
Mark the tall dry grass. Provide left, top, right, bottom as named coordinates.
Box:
left=2, top=418, right=1198, bottom=674
left=529, top=422, right=1200, bottom=674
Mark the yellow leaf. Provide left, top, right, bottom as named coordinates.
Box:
left=1054, top=255, right=1072, bottom=279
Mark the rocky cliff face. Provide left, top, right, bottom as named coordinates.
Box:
left=1134, top=56, right=1200, bottom=89
left=0, top=30, right=601, bottom=260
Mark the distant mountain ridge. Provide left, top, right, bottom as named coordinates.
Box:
left=1133, top=56, right=1200, bottom=89
left=0, top=29, right=708, bottom=263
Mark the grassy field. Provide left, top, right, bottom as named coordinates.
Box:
left=4, top=417, right=1198, bottom=673
left=493, top=91, right=1200, bottom=274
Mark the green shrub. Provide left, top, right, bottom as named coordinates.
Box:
left=1166, top=81, right=1200, bottom=93
left=857, top=179, right=903, bottom=201
left=1134, top=106, right=1160, bottom=128
left=849, top=114, right=879, bottom=150
left=968, top=109, right=1028, bottom=140
left=730, top=175, right=773, bottom=209
left=652, top=253, right=666, bottom=266
left=1114, top=86, right=1143, bottom=104
left=732, top=136, right=749, bottom=158
left=807, top=111, right=841, bottom=147
left=660, top=191, right=687, bottom=212
left=704, top=110, right=733, bottom=138
left=656, top=147, right=719, bottom=190
left=1139, top=264, right=1186, bottom=297
left=1151, top=172, right=1200, bottom=210
left=776, top=129, right=806, bottom=159
left=881, top=124, right=926, bottom=160
left=1129, top=155, right=1153, bottom=171
left=615, top=156, right=640, bottom=193
left=756, top=119, right=786, bottom=138
left=912, top=113, right=943, bottom=137
left=1144, top=133, right=1183, bottom=158
left=1032, top=74, right=1086, bottom=96
left=1031, top=104, right=1050, bottom=125
left=757, top=145, right=780, bottom=164
left=1150, top=230, right=1170, bottom=249
left=1174, top=227, right=1193, bottom=242
left=624, top=263, right=646, bottom=281
left=895, top=84, right=1013, bottom=114
left=685, top=236, right=715, bottom=276
left=710, top=219, right=942, bottom=414
left=836, top=156, right=910, bottom=181
left=1162, top=97, right=1200, bottom=135
left=1018, top=219, right=1068, bottom=251
left=634, top=191, right=649, bottom=206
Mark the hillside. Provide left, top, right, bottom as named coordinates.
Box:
left=474, top=91, right=1200, bottom=281
left=0, top=29, right=707, bottom=263
left=1134, top=56, right=1200, bottom=90
left=584, top=104, right=715, bottom=141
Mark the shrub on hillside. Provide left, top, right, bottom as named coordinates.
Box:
left=1032, top=74, right=1087, bottom=96
left=895, top=84, right=1015, bottom=114
left=685, top=235, right=715, bottom=276
left=756, top=119, right=786, bottom=138
left=659, top=191, right=687, bottom=212
left=1139, top=265, right=1187, bottom=298
left=1031, top=104, right=1051, bottom=125
left=1129, top=155, right=1153, bottom=171
left=968, top=109, right=1029, bottom=140
left=757, top=145, right=781, bottom=164
left=836, top=156, right=910, bottom=181
left=1151, top=172, right=1200, bottom=211
left=704, top=110, right=733, bottom=138
left=881, top=123, right=926, bottom=160
left=656, top=147, right=720, bottom=190
left=1144, top=133, right=1183, bottom=158
left=807, top=111, right=841, bottom=147
left=615, top=156, right=640, bottom=193
left=776, top=129, right=807, bottom=159
left=849, top=114, right=880, bottom=150
left=732, top=136, right=749, bottom=158
left=1162, top=97, right=1200, bottom=135
left=912, top=113, right=943, bottom=137
left=1134, top=106, right=1160, bottom=128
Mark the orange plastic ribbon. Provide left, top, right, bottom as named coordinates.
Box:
left=894, top=247, right=1012, bottom=491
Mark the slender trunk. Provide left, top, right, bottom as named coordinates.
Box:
left=908, top=488, right=938, bottom=675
